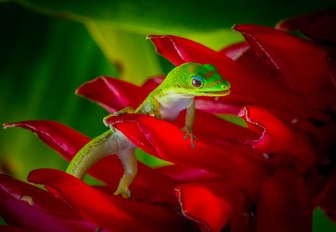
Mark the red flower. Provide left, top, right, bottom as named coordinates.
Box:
left=1, top=8, right=336, bottom=232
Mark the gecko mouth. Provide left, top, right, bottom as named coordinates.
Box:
left=202, top=90, right=231, bottom=96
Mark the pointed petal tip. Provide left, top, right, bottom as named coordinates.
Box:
left=230, top=23, right=237, bottom=29
left=237, top=107, right=247, bottom=118
left=274, top=19, right=287, bottom=30
left=146, top=35, right=173, bottom=55
left=2, top=121, right=35, bottom=130
left=147, top=34, right=169, bottom=40
left=231, top=24, right=239, bottom=31
left=238, top=106, right=267, bottom=147
left=239, top=106, right=316, bottom=171
left=3, top=122, right=14, bottom=129
left=75, top=76, right=107, bottom=96
left=232, top=24, right=257, bottom=33
left=146, top=34, right=158, bottom=40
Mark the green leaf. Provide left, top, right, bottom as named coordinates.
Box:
left=14, top=0, right=336, bottom=32
left=135, top=149, right=171, bottom=168
left=11, top=0, right=334, bottom=83
left=84, top=20, right=242, bottom=83
left=85, top=21, right=162, bottom=84
left=313, top=208, right=336, bottom=232
left=0, top=3, right=116, bottom=179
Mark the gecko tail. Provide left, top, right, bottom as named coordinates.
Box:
left=66, top=130, right=116, bottom=179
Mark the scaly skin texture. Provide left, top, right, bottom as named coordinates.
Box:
left=66, top=62, right=230, bottom=198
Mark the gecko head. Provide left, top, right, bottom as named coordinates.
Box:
left=168, top=62, right=231, bottom=97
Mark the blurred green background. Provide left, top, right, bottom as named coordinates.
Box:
left=0, top=0, right=335, bottom=230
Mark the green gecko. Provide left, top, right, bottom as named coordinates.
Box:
left=66, top=62, right=231, bottom=198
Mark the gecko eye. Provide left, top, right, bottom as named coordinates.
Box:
left=191, top=76, right=203, bottom=88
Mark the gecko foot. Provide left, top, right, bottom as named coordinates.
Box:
left=181, top=128, right=198, bottom=148
left=114, top=186, right=131, bottom=198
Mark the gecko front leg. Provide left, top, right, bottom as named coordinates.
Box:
left=149, top=97, right=162, bottom=119
left=181, top=99, right=197, bottom=148
left=136, top=95, right=162, bottom=119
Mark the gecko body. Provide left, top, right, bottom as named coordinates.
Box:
left=66, top=62, right=230, bottom=197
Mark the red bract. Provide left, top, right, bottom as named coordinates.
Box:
left=0, top=174, right=99, bottom=232
left=28, top=169, right=190, bottom=232
left=276, top=7, right=336, bottom=45
left=2, top=8, right=336, bottom=232
left=233, top=24, right=334, bottom=108
left=75, top=76, right=152, bottom=112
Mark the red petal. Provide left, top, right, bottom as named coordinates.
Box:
left=78, top=69, right=239, bottom=116
left=148, top=35, right=235, bottom=67
left=76, top=75, right=241, bottom=118
left=0, top=174, right=97, bottom=232
left=257, top=170, right=312, bottom=232
left=276, top=8, right=336, bottom=45
left=28, top=169, right=192, bottom=232
left=195, top=97, right=241, bottom=115
left=173, top=111, right=258, bottom=146
left=103, top=99, right=248, bottom=143
left=175, top=182, right=246, bottom=232
left=91, top=156, right=179, bottom=207
left=234, top=24, right=335, bottom=107
left=149, top=35, right=329, bottom=123
left=156, top=164, right=222, bottom=183
left=239, top=106, right=315, bottom=171
left=76, top=76, right=149, bottom=112
left=219, top=41, right=250, bottom=60
left=148, top=35, right=240, bottom=79
left=141, top=76, right=163, bottom=91
left=3, top=120, right=89, bottom=161
left=3, top=120, right=178, bottom=206
left=76, top=74, right=242, bottom=117
left=229, top=48, right=321, bottom=124
left=108, top=114, right=266, bottom=198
